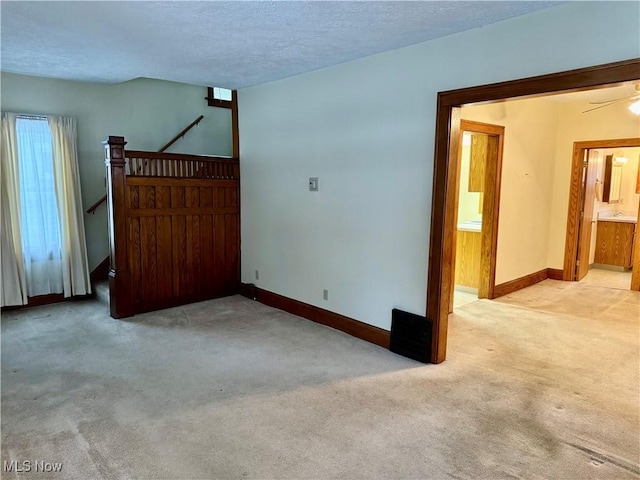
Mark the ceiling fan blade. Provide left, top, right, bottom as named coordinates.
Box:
left=588, top=95, right=630, bottom=105
left=582, top=97, right=634, bottom=113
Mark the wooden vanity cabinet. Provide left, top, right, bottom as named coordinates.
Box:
left=594, top=221, right=636, bottom=268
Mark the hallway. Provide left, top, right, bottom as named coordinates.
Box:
left=580, top=267, right=633, bottom=291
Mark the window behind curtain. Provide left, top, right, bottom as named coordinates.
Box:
left=16, top=116, right=63, bottom=294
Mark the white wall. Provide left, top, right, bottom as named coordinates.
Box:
left=461, top=98, right=559, bottom=284
left=1, top=73, right=232, bottom=269
left=239, top=1, right=640, bottom=330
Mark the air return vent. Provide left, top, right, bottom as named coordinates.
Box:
left=389, top=309, right=432, bottom=363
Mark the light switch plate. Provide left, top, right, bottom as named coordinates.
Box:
left=309, top=177, right=319, bottom=191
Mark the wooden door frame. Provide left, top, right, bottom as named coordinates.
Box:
left=427, top=58, right=640, bottom=364
left=449, top=120, right=504, bottom=312
left=563, top=138, right=640, bottom=281
left=632, top=199, right=640, bottom=290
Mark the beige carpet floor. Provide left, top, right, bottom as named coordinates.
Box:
left=2, top=280, right=639, bottom=479
left=580, top=268, right=632, bottom=291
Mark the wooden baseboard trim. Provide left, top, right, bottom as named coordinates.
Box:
left=1, top=293, right=92, bottom=312
left=546, top=268, right=564, bottom=280
left=493, top=268, right=549, bottom=298
left=134, top=288, right=239, bottom=316
left=240, top=283, right=390, bottom=348
left=239, top=282, right=258, bottom=299
left=90, top=256, right=110, bottom=283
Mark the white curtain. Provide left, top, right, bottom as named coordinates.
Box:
left=1, top=112, right=28, bottom=306
left=16, top=116, right=64, bottom=296
left=0, top=112, right=91, bottom=304
left=49, top=116, right=91, bottom=297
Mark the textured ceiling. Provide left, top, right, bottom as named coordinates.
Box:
left=1, top=1, right=562, bottom=89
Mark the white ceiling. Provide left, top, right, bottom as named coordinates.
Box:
left=547, top=82, right=640, bottom=104
left=1, top=1, right=562, bottom=89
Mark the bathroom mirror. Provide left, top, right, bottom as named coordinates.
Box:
left=603, top=155, right=625, bottom=203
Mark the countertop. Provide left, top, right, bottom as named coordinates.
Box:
left=598, top=212, right=637, bottom=224
left=457, top=220, right=482, bottom=232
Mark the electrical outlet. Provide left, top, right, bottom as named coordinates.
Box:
left=323, top=289, right=328, bottom=301
left=255, top=270, right=260, bottom=280
left=309, top=177, right=319, bottom=191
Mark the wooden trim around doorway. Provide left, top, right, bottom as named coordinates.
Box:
left=465, top=120, right=503, bottom=300
left=449, top=120, right=504, bottom=312
left=563, top=138, right=640, bottom=281
left=632, top=202, right=640, bottom=291
left=428, top=58, right=640, bottom=364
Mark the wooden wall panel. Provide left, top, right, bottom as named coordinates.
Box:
left=200, top=187, right=214, bottom=294
left=156, top=186, right=171, bottom=208
left=214, top=214, right=226, bottom=293
left=129, top=186, right=139, bottom=209
left=191, top=195, right=202, bottom=297
left=156, top=215, right=173, bottom=300
left=139, top=186, right=157, bottom=305
left=140, top=216, right=158, bottom=304
left=176, top=216, right=188, bottom=298
left=128, top=216, right=141, bottom=308
left=226, top=214, right=239, bottom=292
left=124, top=177, right=239, bottom=314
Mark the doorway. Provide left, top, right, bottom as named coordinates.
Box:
left=450, top=120, right=504, bottom=312
left=426, top=58, right=640, bottom=364
left=565, top=140, right=640, bottom=290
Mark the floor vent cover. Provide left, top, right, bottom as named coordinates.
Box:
left=389, top=309, right=432, bottom=363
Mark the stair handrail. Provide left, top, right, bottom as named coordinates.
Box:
left=158, top=115, right=204, bottom=153
left=86, top=194, right=108, bottom=215
left=86, top=115, right=205, bottom=214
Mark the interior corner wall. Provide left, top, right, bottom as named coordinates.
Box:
left=461, top=98, right=560, bottom=285
left=238, top=1, right=639, bottom=331
left=547, top=100, right=640, bottom=269
left=1, top=73, right=232, bottom=270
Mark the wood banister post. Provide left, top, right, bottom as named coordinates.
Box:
left=104, top=136, right=133, bottom=318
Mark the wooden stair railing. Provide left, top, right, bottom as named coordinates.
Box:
left=159, top=115, right=204, bottom=152
left=126, top=151, right=238, bottom=179
left=86, top=194, right=108, bottom=215
left=104, top=135, right=240, bottom=319
left=86, top=115, right=205, bottom=214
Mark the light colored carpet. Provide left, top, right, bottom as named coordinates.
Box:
left=2, top=284, right=639, bottom=479
left=453, top=290, right=479, bottom=309
left=581, top=268, right=632, bottom=291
